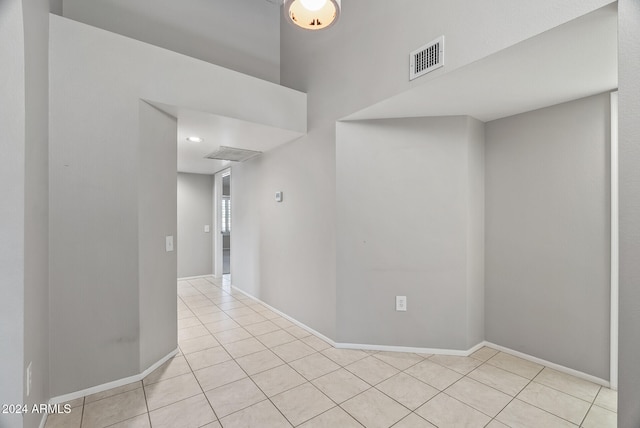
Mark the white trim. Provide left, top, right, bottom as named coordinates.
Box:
left=231, top=286, right=336, bottom=346
left=610, top=90, right=619, bottom=391
left=231, top=285, right=485, bottom=356
left=335, top=341, right=485, bottom=356
left=213, top=169, right=229, bottom=278
left=39, top=413, right=47, bottom=428
left=231, top=285, right=611, bottom=387
left=48, top=348, right=178, bottom=405
left=484, top=341, right=610, bottom=387
left=177, top=274, right=215, bottom=281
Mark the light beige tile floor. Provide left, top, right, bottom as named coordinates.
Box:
left=45, top=276, right=618, bottom=428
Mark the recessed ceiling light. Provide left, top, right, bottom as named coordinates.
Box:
left=186, top=136, right=203, bottom=143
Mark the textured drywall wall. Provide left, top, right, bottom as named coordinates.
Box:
left=485, top=93, right=611, bottom=379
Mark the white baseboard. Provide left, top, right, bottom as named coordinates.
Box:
left=231, top=286, right=612, bottom=388
left=231, top=286, right=486, bottom=357
left=483, top=341, right=610, bottom=387
left=177, top=274, right=214, bottom=281
left=335, top=340, right=485, bottom=356
left=49, top=348, right=179, bottom=405
left=231, top=286, right=336, bottom=346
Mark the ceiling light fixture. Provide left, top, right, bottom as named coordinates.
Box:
left=186, top=136, right=203, bottom=143
left=284, top=0, right=340, bottom=31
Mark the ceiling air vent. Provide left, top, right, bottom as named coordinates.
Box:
left=409, top=36, right=444, bottom=81
left=204, top=146, right=262, bottom=162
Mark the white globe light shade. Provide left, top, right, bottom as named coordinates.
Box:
left=284, top=0, right=341, bottom=31
left=300, top=0, right=327, bottom=11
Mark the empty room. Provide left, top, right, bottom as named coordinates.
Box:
left=2, top=1, right=640, bottom=428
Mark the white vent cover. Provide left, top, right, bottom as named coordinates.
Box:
left=409, top=36, right=444, bottom=81
left=204, top=146, right=262, bottom=162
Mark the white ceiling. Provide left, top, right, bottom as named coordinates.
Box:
left=342, top=3, right=617, bottom=123
left=152, top=104, right=304, bottom=175
left=153, top=3, right=616, bottom=177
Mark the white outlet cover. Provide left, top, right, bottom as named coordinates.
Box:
left=396, top=296, right=407, bottom=311
left=204, top=225, right=210, bottom=233
left=165, top=236, right=174, bottom=252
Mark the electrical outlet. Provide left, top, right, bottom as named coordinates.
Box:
left=396, top=296, right=407, bottom=312
left=165, top=236, right=174, bottom=252
left=26, top=362, right=32, bottom=397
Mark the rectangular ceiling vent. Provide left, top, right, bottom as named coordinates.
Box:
left=409, top=36, right=444, bottom=81
left=204, top=146, right=262, bottom=162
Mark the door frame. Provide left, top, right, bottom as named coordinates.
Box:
left=213, top=168, right=231, bottom=278
left=610, top=91, right=618, bottom=390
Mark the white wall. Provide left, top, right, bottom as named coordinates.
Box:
left=62, top=0, right=281, bottom=83
left=0, top=2, right=27, bottom=426
left=485, top=93, right=611, bottom=379
left=618, top=0, right=640, bottom=424
left=22, top=0, right=50, bottom=425
left=0, top=1, right=50, bottom=427
left=228, top=0, right=613, bottom=345
left=465, top=118, right=486, bottom=348
left=231, top=125, right=338, bottom=338
left=49, top=0, right=62, bottom=15
left=138, top=102, right=178, bottom=371
left=49, top=15, right=304, bottom=396
left=177, top=173, right=214, bottom=278
left=336, top=116, right=484, bottom=350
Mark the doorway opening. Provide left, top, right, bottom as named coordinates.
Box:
left=214, top=168, right=231, bottom=284
left=222, top=171, right=231, bottom=277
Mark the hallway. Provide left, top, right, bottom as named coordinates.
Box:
left=44, top=276, right=617, bottom=428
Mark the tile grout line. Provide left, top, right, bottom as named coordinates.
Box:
left=140, top=382, right=152, bottom=428
left=79, top=397, right=85, bottom=428
left=184, top=284, right=244, bottom=427
left=579, top=385, right=602, bottom=427
left=323, top=354, right=415, bottom=426
left=221, top=346, right=297, bottom=427
left=506, top=366, right=595, bottom=427
left=184, top=280, right=303, bottom=426
left=489, top=364, right=542, bottom=426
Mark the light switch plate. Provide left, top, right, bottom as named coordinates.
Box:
left=166, top=236, right=174, bottom=252
left=275, top=191, right=283, bottom=202
left=204, top=225, right=210, bottom=233
left=396, top=296, right=407, bottom=311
